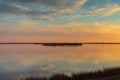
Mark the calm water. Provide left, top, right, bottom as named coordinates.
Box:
left=0, top=44, right=120, bottom=80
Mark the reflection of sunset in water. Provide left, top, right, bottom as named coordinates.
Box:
left=0, top=44, right=120, bottom=79
left=0, top=44, right=120, bottom=66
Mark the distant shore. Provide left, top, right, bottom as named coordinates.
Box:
left=1, top=42, right=120, bottom=44
left=1, top=42, right=120, bottom=47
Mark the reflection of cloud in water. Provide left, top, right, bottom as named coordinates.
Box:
left=0, top=60, right=120, bottom=80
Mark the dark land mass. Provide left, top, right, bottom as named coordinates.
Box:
left=12, top=67, right=120, bottom=80
left=41, top=43, right=82, bottom=46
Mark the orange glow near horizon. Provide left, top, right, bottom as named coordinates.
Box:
left=0, top=22, right=120, bottom=42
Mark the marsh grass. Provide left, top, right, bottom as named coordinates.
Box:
left=13, top=67, right=120, bottom=80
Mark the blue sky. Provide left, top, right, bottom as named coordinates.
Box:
left=0, top=0, right=120, bottom=42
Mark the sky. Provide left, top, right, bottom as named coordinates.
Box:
left=0, top=0, right=120, bottom=42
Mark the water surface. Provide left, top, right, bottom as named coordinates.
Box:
left=0, top=44, right=120, bottom=80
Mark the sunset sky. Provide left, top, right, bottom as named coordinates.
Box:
left=0, top=0, right=120, bottom=42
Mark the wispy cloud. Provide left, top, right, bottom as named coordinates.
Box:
left=85, top=4, right=120, bottom=16
left=0, top=0, right=120, bottom=20
left=0, top=0, right=87, bottom=20
left=104, top=4, right=120, bottom=16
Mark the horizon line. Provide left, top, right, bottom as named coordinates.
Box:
left=1, top=42, right=120, bottom=44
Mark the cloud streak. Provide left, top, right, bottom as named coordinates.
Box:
left=104, top=4, right=120, bottom=16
